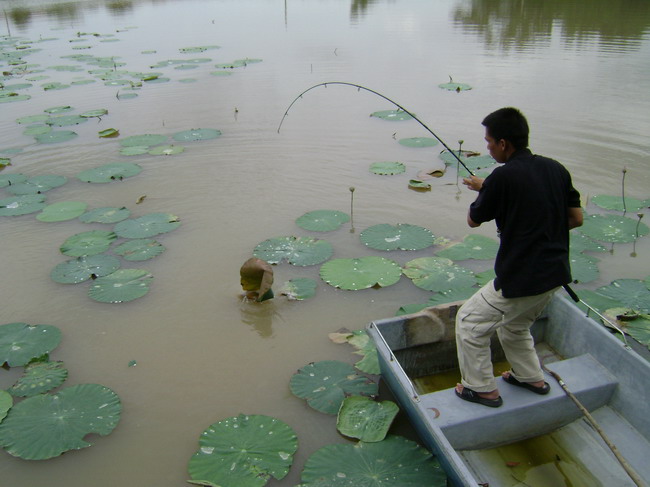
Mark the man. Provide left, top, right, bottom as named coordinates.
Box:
left=454, top=107, right=583, bottom=408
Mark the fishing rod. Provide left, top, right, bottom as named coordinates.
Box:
left=277, top=81, right=475, bottom=177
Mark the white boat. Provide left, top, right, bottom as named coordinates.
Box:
left=366, top=294, right=650, bottom=487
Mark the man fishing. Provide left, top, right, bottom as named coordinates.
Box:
left=454, top=107, right=583, bottom=408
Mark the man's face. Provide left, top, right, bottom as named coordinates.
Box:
left=484, top=128, right=507, bottom=163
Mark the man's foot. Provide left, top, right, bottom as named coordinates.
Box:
left=502, top=371, right=550, bottom=395
left=454, top=384, right=503, bottom=408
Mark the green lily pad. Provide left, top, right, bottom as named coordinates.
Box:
left=8, top=361, right=68, bottom=397
left=0, top=194, right=47, bottom=216
left=569, top=231, right=608, bottom=253
left=60, top=230, right=117, bottom=257
left=5, top=174, right=67, bottom=195
left=0, top=391, right=12, bottom=422
left=397, top=287, right=477, bottom=315
left=88, top=269, right=153, bottom=303
left=0, top=173, right=27, bottom=187
left=408, top=179, right=431, bottom=191
left=98, top=128, right=119, bottom=138
left=50, top=254, right=121, bottom=284
left=595, top=279, right=650, bottom=313
left=0, top=322, right=62, bottom=367
left=438, top=81, right=472, bottom=91
left=44, top=106, right=73, bottom=114
left=172, top=128, right=221, bottom=142
left=80, top=108, right=108, bottom=118
left=37, top=201, right=87, bottom=222
left=296, top=210, right=350, bottom=232
left=16, top=114, right=49, bottom=124
left=34, top=130, right=78, bottom=144
left=0, top=93, right=30, bottom=103
left=403, top=257, right=477, bottom=292
left=149, top=144, right=185, bottom=155
left=578, top=213, right=649, bottom=243
left=117, top=92, right=138, bottom=100
left=398, top=137, right=439, bottom=148
left=210, top=71, right=233, bottom=77
left=215, top=58, right=262, bottom=68
left=569, top=252, right=600, bottom=284
left=114, top=213, right=181, bottom=238
left=253, top=236, right=333, bottom=266
left=299, top=435, right=446, bottom=487
left=475, top=268, right=496, bottom=286
left=279, top=278, right=317, bottom=300
left=591, top=195, right=647, bottom=212
left=570, top=289, right=622, bottom=316
left=23, top=124, right=52, bottom=136
left=187, top=414, right=297, bottom=487
left=436, top=234, right=499, bottom=260
left=622, top=314, right=650, bottom=347
left=370, top=109, right=414, bottom=121
left=360, top=223, right=435, bottom=251
left=119, top=134, right=167, bottom=147
left=76, top=162, right=142, bottom=183
left=120, top=146, right=149, bottom=156
left=80, top=206, right=131, bottom=223
left=320, top=257, right=402, bottom=290
left=45, top=115, right=87, bottom=127
left=346, top=330, right=380, bottom=375
left=337, top=396, right=399, bottom=442
left=0, top=383, right=121, bottom=460
left=289, top=360, right=378, bottom=414
left=440, top=151, right=496, bottom=177
left=370, top=161, right=405, bottom=175
left=113, top=239, right=166, bottom=261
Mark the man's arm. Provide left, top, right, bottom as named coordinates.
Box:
left=568, top=207, right=583, bottom=229
left=467, top=211, right=480, bottom=228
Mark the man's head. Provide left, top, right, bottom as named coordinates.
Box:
left=482, top=107, right=529, bottom=163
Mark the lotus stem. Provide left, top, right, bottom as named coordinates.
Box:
left=635, top=212, right=644, bottom=239
left=349, top=186, right=355, bottom=232
left=621, top=167, right=627, bottom=216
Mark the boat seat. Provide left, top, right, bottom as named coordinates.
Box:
left=418, top=353, right=618, bottom=450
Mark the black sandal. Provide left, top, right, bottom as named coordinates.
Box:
left=455, top=387, right=503, bottom=408
left=502, top=372, right=550, bottom=395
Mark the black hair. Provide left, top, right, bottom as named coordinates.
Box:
left=482, top=107, right=529, bottom=150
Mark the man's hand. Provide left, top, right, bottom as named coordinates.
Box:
left=462, top=175, right=484, bottom=192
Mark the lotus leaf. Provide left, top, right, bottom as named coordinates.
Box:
left=0, top=194, right=47, bottom=216
left=45, top=115, right=87, bottom=127
left=578, top=214, right=649, bottom=243
left=98, top=128, right=119, bottom=138
left=408, top=179, right=431, bottom=191
left=8, top=361, right=68, bottom=397
left=320, top=257, right=402, bottom=290
left=475, top=268, right=496, bottom=286
left=172, top=128, right=222, bottom=142
left=0, top=173, right=27, bottom=187
left=80, top=206, right=131, bottom=223
left=88, top=269, right=153, bottom=303
left=253, top=236, right=333, bottom=266
left=33, top=130, right=77, bottom=144
left=5, top=174, right=67, bottom=195
left=0, top=391, right=11, bottom=422
left=119, top=134, right=167, bottom=147
left=0, top=322, right=62, bottom=367
left=289, top=360, right=378, bottom=414
left=340, top=330, right=380, bottom=375
left=113, top=239, right=165, bottom=261
left=403, top=257, right=477, bottom=292
left=120, top=145, right=149, bottom=156
left=144, top=77, right=170, bottom=84
left=621, top=314, right=650, bottom=347
left=114, top=213, right=181, bottom=238
left=594, top=279, right=650, bottom=313
left=37, top=201, right=87, bottom=222
left=23, top=124, right=51, bottom=136
left=77, top=162, right=142, bottom=183
left=117, top=92, right=138, bottom=100
left=436, top=234, right=498, bottom=260
left=0, top=94, right=30, bottom=103
left=426, top=287, right=477, bottom=307
left=179, top=45, right=220, bottom=53
left=440, top=151, right=495, bottom=172
left=210, top=71, right=233, bottom=77
left=337, top=396, right=399, bottom=442
left=0, top=383, right=121, bottom=460
left=569, top=252, right=600, bottom=284
left=299, top=435, right=446, bottom=487
left=81, top=109, right=108, bottom=118
left=60, top=230, right=117, bottom=257
left=569, top=231, right=608, bottom=253
left=187, top=414, right=297, bottom=487
left=360, top=223, right=434, bottom=251
left=149, top=144, right=185, bottom=155
left=0, top=157, right=10, bottom=169
left=16, top=114, right=49, bottom=124
left=438, top=81, right=472, bottom=91
left=279, top=278, right=317, bottom=300
left=570, top=289, right=621, bottom=317
left=50, top=254, right=121, bottom=284
left=591, top=195, right=647, bottom=212
left=296, top=210, right=350, bottom=232
left=369, top=161, right=405, bottom=175
left=370, top=109, right=414, bottom=121
left=398, top=137, right=438, bottom=148
left=215, top=58, right=262, bottom=68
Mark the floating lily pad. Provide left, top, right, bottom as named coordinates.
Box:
left=60, top=230, right=117, bottom=257
left=0, top=93, right=30, bottom=103
left=621, top=314, right=650, bottom=347
left=98, top=128, right=119, bottom=138
left=569, top=252, right=600, bottom=284
left=50, top=254, right=121, bottom=284
left=149, top=144, right=185, bottom=155
left=0, top=173, right=27, bottom=187
left=119, top=134, right=167, bottom=147
left=34, top=130, right=77, bottom=144
left=80, top=108, right=108, bottom=118
left=45, top=115, right=87, bottom=127
left=370, top=161, right=405, bottom=175
left=23, top=124, right=51, bottom=136
left=438, top=81, right=472, bottom=91
left=215, top=58, right=262, bottom=68
left=427, top=287, right=477, bottom=307
left=253, top=236, right=333, bottom=266
left=320, top=257, right=402, bottom=290
left=440, top=151, right=496, bottom=177
left=591, top=195, right=647, bottom=212
left=370, top=109, right=414, bottom=121
left=0, top=322, right=62, bottom=367
left=5, top=174, right=67, bottom=195
left=408, top=179, right=431, bottom=191
left=37, top=201, right=87, bottom=222
left=569, top=231, right=608, bottom=253
left=79, top=206, right=131, bottom=223
left=113, top=239, right=165, bottom=261
left=0, top=383, right=121, bottom=460
left=16, top=114, right=49, bottom=124
left=120, top=146, right=149, bottom=156
left=333, top=330, right=380, bottom=375
left=8, top=361, right=68, bottom=397
left=296, top=210, right=350, bottom=232
left=210, top=71, right=233, bottom=77
left=403, top=257, right=476, bottom=292
left=279, top=278, right=317, bottom=300
left=114, top=213, right=181, bottom=238
left=398, top=137, right=438, bottom=148
left=88, top=269, right=153, bottom=303
left=289, top=360, right=378, bottom=414
left=578, top=213, right=649, bottom=243
left=299, top=435, right=446, bottom=487
left=187, top=414, right=297, bottom=487
left=475, top=268, right=496, bottom=286
left=0, top=391, right=11, bottom=422
left=0, top=194, right=47, bottom=216
left=594, top=279, right=650, bottom=313
left=360, top=224, right=434, bottom=251
left=172, top=128, right=221, bottom=142
left=77, top=162, right=142, bottom=183
left=436, top=234, right=498, bottom=260
left=337, top=396, right=399, bottom=442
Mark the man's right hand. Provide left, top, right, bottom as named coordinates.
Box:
left=463, top=175, right=484, bottom=192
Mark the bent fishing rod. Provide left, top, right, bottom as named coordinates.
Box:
left=277, top=81, right=475, bottom=177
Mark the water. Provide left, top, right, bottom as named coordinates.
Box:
left=1, top=1, right=649, bottom=486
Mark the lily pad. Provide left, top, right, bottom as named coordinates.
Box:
left=403, top=257, right=477, bottom=292
left=436, top=234, right=498, bottom=260
left=333, top=329, right=380, bottom=375
left=622, top=314, right=650, bottom=347
left=591, top=195, right=647, bottom=212
left=370, top=109, right=414, bottom=121
left=113, top=239, right=165, bottom=261
left=0, top=322, right=62, bottom=367
left=299, top=435, right=446, bottom=487
left=296, top=210, right=350, bottom=232
left=187, top=414, right=297, bottom=487
left=0, top=383, right=121, bottom=460
left=398, top=137, right=439, bottom=148
left=50, top=254, right=121, bottom=284
left=578, top=213, right=649, bottom=243
left=438, top=81, right=472, bottom=91
left=569, top=252, right=600, bottom=284
left=172, top=128, right=221, bottom=142
left=320, top=257, right=402, bottom=290
left=569, top=231, right=608, bottom=253
left=5, top=174, right=67, bottom=195
left=149, top=144, right=185, bottom=155
left=361, top=224, right=435, bottom=251
left=289, top=360, right=378, bottom=414
left=79, top=206, right=131, bottom=223
left=88, top=269, right=153, bottom=303
left=408, top=179, right=431, bottom=191
left=34, top=130, right=78, bottom=144
left=98, top=128, right=119, bottom=138
left=369, top=161, right=405, bottom=175
left=0, top=194, right=47, bottom=216
left=60, top=230, right=117, bottom=257
left=113, top=213, right=181, bottom=238
left=594, top=279, right=650, bottom=313
left=77, top=162, right=142, bottom=183
left=37, top=201, right=87, bottom=222
left=336, top=396, right=399, bottom=442
left=80, top=108, right=108, bottom=118
left=440, top=151, right=496, bottom=177
left=16, top=114, right=49, bottom=124
left=571, top=289, right=622, bottom=316
left=279, top=278, right=317, bottom=300
left=0, top=173, right=27, bottom=187
left=8, top=361, right=68, bottom=397
left=0, top=391, right=11, bottom=422
left=120, top=146, right=149, bottom=156
left=119, top=134, right=167, bottom=147
left=23, top=124, right=51, bottom=136
left=253, top=236, right=333, bottom=266
left=45, top=115, right=87, bottom=127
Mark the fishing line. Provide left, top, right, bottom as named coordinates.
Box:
left=277, top=81, right=475, bottom=177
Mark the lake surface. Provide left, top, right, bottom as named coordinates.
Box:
left=1, top=1, right=649, bottom=486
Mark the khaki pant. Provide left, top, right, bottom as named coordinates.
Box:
left=455, top=280, right=558, bottom=393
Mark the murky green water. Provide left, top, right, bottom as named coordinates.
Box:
left=1, top=1, right=649, bottom=486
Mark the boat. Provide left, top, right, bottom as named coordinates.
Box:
left=366, top=293, right=650, bottom=487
